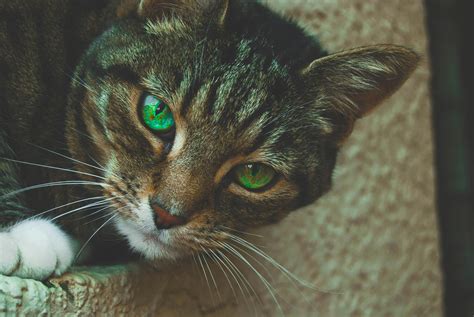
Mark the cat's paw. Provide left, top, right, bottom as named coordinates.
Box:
left=0, top=219, right=76, bottom=280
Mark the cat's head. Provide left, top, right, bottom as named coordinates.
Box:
left=66, top=0, right=419, bottom=260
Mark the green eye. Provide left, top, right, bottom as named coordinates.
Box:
left=235, top=163, right=276, bottom=191
left=141, top=94, right=175, bottom=133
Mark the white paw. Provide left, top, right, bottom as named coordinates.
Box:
left=0, top=232, right=19, bottom=274
left=0, top=219, right=76, bottom=280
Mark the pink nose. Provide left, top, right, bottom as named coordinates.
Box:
left=151, top=202, right=186, bottom=230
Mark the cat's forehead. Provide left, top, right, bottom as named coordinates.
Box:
left=142, top=40, right=293, bottom=133
left=93, top=16, right=323, bottom=168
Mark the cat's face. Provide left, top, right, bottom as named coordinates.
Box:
left=66, top=0, right=418, bottom=261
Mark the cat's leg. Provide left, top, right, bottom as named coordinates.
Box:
left=0, top=130, right=77, bottom=280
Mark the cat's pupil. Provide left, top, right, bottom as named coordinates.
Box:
left=154, top=103, right=164, bottom=116
left=250, top=164, right=260, bottom=177
left=234, top=163, right=275, bottom=191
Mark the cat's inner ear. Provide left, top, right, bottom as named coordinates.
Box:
left=301, top=45, right=419, bottom=143
left=118, top=0, right=230, bottom=26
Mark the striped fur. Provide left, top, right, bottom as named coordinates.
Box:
left=1, top=0, right=418, bottom=274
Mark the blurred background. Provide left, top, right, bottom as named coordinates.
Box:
left=425, top=0, right=474, bottom=316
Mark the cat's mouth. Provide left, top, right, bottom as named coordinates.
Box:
left=104, top=191, right=225, bottom=260
left=114, top=216, right=185, bottom=260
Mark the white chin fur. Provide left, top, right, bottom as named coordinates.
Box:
left=114, top=217, right=181, bottom=261
left=0, top=219, right=77, bottom=280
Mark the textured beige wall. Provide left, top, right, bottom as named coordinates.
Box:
left=0, top=1, right=443, bottom=316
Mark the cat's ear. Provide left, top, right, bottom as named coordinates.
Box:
left=118, top=0, right=230, bottom=26
left=301, top=45, right=419, bottom=143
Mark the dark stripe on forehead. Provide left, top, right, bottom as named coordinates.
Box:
left=242, top=114, right=281, bottom=156
left=210, top=76, right=240, bottom=125
left=203, top=82, right=219, bottom=117
left=236, top=104, right=269, bottom=136
left=209, top=53, right=277, bottom=125
left=179, top=77, right=201, bottom=116
left=212, top=85, right=264, bottom=128
left=239, top=106, right=292, bottom=158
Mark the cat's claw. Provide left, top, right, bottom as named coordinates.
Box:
left=0, top=219, right=76, bottom=280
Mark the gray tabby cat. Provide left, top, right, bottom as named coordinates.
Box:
left=0, top=0, right=418, bottom=280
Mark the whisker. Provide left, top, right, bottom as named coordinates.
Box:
left=215, top=249, right=255, bottom=310
left=226, top=241, right=313, bottom=307
left=0, top=180, right=108, bottom=200
left=63, top=70, right=98, bottom=95
left=87, top=151, right=123, bottom=181
left=62, top=127, right=123, bottom=181
left=32, top=196, right=105, bottom=219
left=51, top=197, right=117, bottom=221
left=217, top=246, right=262, bottom=311
left=77, top=204, right=112, bottom=222
left=228, top=233, right=309, bottom=288
left=74, top=214, right=118, bottom=262
left=219, top=241, right=284, bottom=316
left=206, top=248, right=238, bottom=301
left=191, top=252, right=205, bottom=286
left=220, top=225, right=264, bottom=238
left=69, top=126, right=95, bottom=143
left=227, top=233, right=340, bottom=294
left=0, top=157, right=106, bottom=181
left=27, top=143, right=109, bottom=175
left=197, top=252, right=215, bottom=303
left=82, top=210, right=115, bottom=226
left=200, top=247, right=221, bottom=300
left=88, top=154, right=106, bottom=170
left=83, top=204, right=129, bottom=225
left=227, top=239, right=311, bottom=311
left=209, top=244, right=261, bottom=316
left=228, top=242, right=275, bottom=284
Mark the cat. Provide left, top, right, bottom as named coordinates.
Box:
left=0, top=0, right=418, bottom=280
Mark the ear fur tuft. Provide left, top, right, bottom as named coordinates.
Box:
left=301, top=44, right=420, bottom=142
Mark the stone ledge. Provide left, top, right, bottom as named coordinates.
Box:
left=0, top=264, right=170, bottom=316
